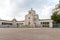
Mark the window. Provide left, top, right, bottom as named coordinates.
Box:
left=41, top=22, right=43, bottom=24
left=41, top=22, right=49, bottom=27
left=43, top=22, right=45, bottom=24
left=28, top=17, right=30, bottom=19
left=2, top=22, right=12, bottom=25
left=41, top=22, right=49, bottom=24
left=46, top=22, right=49, bottom=24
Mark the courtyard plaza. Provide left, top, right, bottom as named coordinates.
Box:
left=0, top=28, right=60, bottom=40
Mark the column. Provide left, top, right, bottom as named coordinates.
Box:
left=49, top=22, right=53, bottom=28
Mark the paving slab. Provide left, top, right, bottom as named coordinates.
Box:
left=0, top=28, right=60, bottom=40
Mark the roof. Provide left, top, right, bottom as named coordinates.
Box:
left=39, top=19, right=53, bottom=21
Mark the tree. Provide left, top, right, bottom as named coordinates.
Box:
left=51, top=11, right=60, bottom=23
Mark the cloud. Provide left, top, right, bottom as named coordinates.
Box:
left=0, top=0, right=59, bottom=21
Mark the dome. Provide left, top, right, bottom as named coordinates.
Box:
left=12, top=17, right=17, bottom=22
left=12, top=18, right=16, bottom=21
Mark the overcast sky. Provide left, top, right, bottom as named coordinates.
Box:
left=0, top=0, right=59, bottom=21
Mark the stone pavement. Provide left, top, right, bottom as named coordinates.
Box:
left=0, top=28, right=60, bottom=40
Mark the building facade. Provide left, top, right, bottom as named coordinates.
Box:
left=0, top=8, right=53, bottom=28
left=1, top=0, right=60, bottom=28
left=52, top=0, right=60, bottom=28
left=53, top=0, right=60, bottom=14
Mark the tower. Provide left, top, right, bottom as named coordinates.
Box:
left=25, top=8, right=39, bottom=28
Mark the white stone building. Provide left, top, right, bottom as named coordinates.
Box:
left=1, top=0, right=60, bottom=28
left=0, top=8, right=53, bottom=28
left=53, top=0, right=60, bottom=14
left=24, top=8, right=53, bottom=28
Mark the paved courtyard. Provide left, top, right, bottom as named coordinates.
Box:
left=0, top=28, right=60, bottom=40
